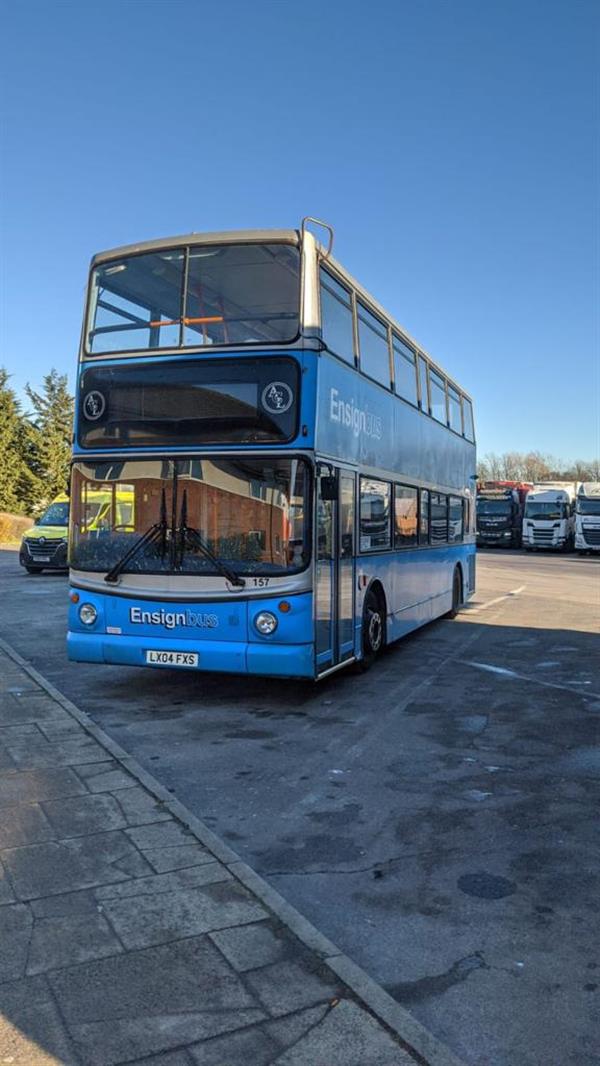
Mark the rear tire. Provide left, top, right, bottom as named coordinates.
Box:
left=25, top=566, right=43, bottom=574
left=359, top=588, right=385, bottom=671
left=445, top=568, right=462, bottom=619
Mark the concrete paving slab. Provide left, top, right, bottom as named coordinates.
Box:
left=125, top=820, right=197, bottom=848
left=0, top=973, right=79, bottom=1065
left=188, top=1025, right=279, bottom=1065
left=0, top=766, right=86, bottom=807
left=244, top=958, right=339, bottom=1018
left=102, top=879, right=268, bottom=950
left=2, top=728, right=106, bottom=768
left=0, top=902, right=33, bottom=980
left=0, top=800, right=55, bottom=847
left=111, top=784, right=172, bottom=824
left=273, top=999, right=417, bottom=1065
left=1, top=830, right=150, bottom=899
left=95, top=863, right=231, bottom=900
left=209, top=920, right=292, bottom=972
left=26, top=911, right=123, bottom=974
left=49, top=936, right=267, bottom=1064
left=42, top=791, right=128, bottom=836
left=31, top=888, right=99, bottom=917
left=264, top=1005, right=329, bottom=1050
left=74, top=760, right=134, bottom=791
left=143, top=843, right=216, bottom=872
left=0, top=856, right=16, bottom=904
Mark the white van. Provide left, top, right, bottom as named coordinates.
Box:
left=574, top=482, right=600, bottom=554
left=522, top=483, right=577, bottom=551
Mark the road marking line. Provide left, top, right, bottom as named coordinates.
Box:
left=467, top=586, right=526, bottom=613
left=462, top=660, right=600, bottom=699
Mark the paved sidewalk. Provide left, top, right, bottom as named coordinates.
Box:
left=0, top=643, right=463, bottom=1066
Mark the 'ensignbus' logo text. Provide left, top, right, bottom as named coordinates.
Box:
left=130, top=607, right=218, bottom=629
left=329, top=388, right=383, bottom=440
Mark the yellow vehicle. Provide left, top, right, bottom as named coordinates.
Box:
left=19, top=494, right=70, bottom=573
left=20, top=488, right=135, bottom=574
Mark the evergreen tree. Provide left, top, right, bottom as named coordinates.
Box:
left=0, top=369, right=38, bottom=513
left=25, top=370, right=74, bottom=508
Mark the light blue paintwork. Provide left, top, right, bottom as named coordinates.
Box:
left=69, top=343, right=476, bottom=679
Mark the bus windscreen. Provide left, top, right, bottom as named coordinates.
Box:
left=86, top=243, right=300, bottom=354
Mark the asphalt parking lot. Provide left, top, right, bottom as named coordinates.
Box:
left=0, top=548, right=598, bottom=1066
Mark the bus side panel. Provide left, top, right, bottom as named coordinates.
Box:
left=315, top=354, right=475, bottom=493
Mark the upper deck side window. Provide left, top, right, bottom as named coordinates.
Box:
left=392, top=335, right=418, bottom=406
left=462, top=397, right=475, bottom=442
left=86, top=243, right=301, bottom=355
left=319, top=268, right=355, bottom=365
left=429, top=369, right=447, bottom=425
left=357, top=302, right=391, bottom=388
left=448, top=387, right=462, bottom=434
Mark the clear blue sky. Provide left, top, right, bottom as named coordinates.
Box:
left=1, top=0, right=598, bottom=462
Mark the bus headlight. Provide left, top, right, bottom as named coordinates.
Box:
left=254, top=611, right=278, bottom=635
left=79, top=603, right=97, bottom=626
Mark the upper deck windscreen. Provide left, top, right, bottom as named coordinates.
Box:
left=86, top=242, right=300, bottom=354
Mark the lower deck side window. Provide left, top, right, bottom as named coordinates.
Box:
left=394, top=485, right=418, bottom=547
left=448, top=496, right=464, bottom=542
left=430, top=493, right=448, bottom=543
left=360, top=478, right=391, bottom=551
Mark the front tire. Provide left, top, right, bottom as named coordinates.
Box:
left=359, top=588, right=385, bottom=671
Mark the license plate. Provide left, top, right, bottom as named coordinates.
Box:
left=145, top=650, right=198, bottom=668
left=35, top=556, right=51, bottom=562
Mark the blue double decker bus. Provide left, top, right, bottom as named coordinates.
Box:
left=67, top=220, right=476, bottom=679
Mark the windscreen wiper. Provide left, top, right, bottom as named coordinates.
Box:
left=104, top=490, right=168, bottom=584
left=177, top=490, right=245, bottom=587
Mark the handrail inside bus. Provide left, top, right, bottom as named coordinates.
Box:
left=301, top=217, right=334, bottom=259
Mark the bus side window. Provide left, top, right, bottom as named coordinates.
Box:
left=319, top=268, right=355, bottom=365
left=419, top=489, right=430, bottom=545
left=418, top=356, right=430, bottom=414
left=394, top=484, right=418, bottom=547
left=462, top=398, right=475, bottom=441
left=357, top=302, right=391, bottom=388
left=448, top=496, right=463, bottom=543
left=429, top=370, right=447, bottom=424
left=430, top=493, right=448, bottom=543
left=393, top=336, right=418, bottom=406
left=360, top=478, right=391, bottom=551
left=448, top=388, right=462, bottom=433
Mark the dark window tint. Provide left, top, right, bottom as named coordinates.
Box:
left=320, top=269, right=354, bottom=364
left=360, top=478, right=391, bottom=550
left=448, top=496, right=464, bottom=543
left=357, top=303, right=390, bottom=387
left=430, top=493, right=448, bottom=542
left=393, top=336, right=418, bottom=405
left=448, top=388, right=462, bottom=434
left=463, top=398, right=475, bottom=441
left=78, top=357, right=299, bottom=448
left=183, top=243, right=300, bottom=347
left=419, top=490, right=430, bottom=544
left=418, top=356, right=429, bottom=413
left=429, top=370, right=447, bottom=424
left=394, top=485, right=418, bottom=547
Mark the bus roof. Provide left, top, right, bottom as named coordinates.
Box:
left=90, top=227, right=472, bottom=402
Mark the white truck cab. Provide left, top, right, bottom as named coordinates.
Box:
left=522, top=483, right=577, bottom=551
left=574, top=482, right=600, bottom=554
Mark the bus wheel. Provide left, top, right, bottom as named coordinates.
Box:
left=445, top=568, right=462, bottom=619
left=360, top=588, right=385, bottom=670
left=25, top=566, right=43, bottom=574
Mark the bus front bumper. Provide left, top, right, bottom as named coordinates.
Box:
left=67, top=631, right=315, bottom=678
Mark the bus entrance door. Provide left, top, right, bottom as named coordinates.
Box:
left=315, top=467, right=356, bottom=676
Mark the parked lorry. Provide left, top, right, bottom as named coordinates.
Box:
left=476, top=481, right=531, bottom=548
left=522, top=482, right=578, bottom=551
left=574, top=482, right=600, bottom=554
